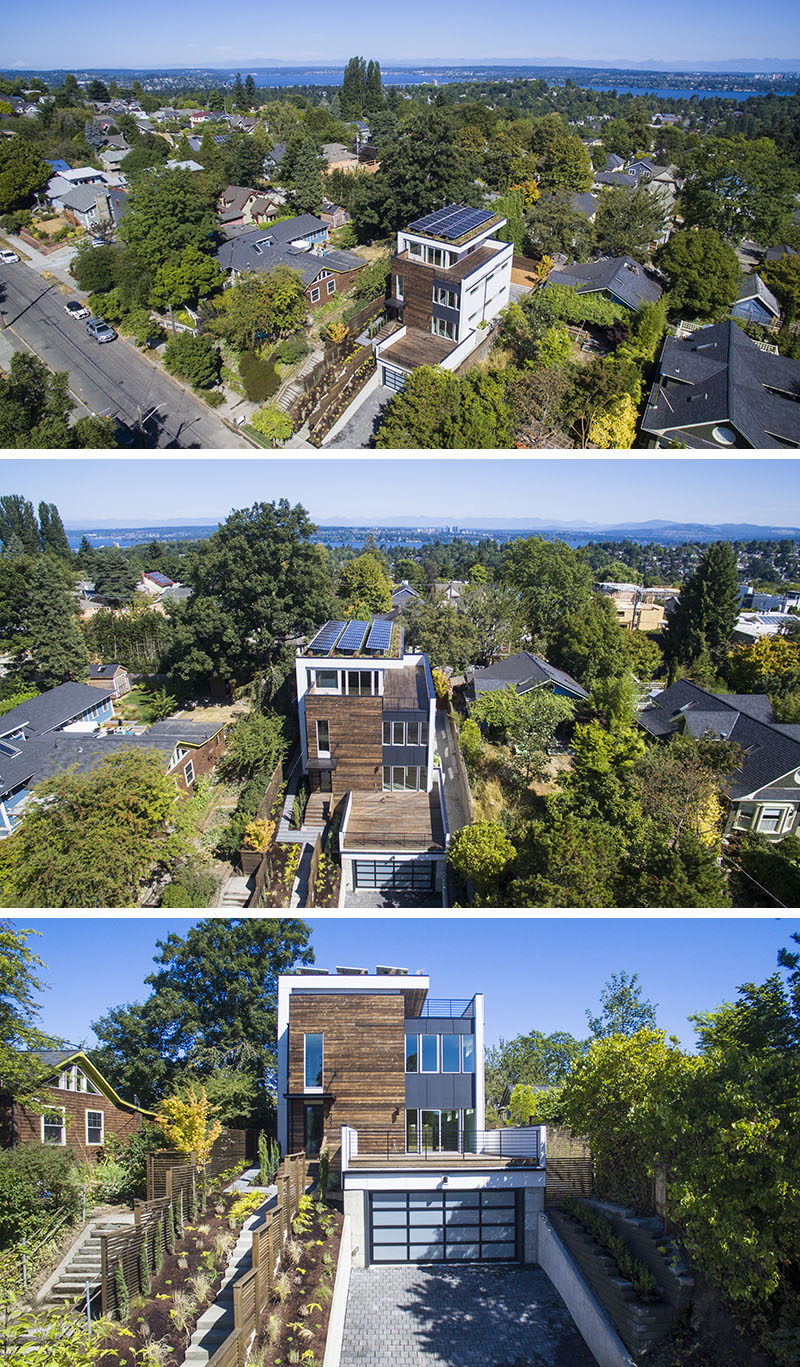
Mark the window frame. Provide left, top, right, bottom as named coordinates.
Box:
left=86, top=1109, right=104, bottom=1146
left=309, top=287, right=320, bottom=303
left=316, top=719, right=331, bottom=756
left=304, top=1032, right=324, bottom=1091
left=420, top=1034, right=438, bottom=1073
left=184, top=758, right=195, bottom=786
left=327, top=279, right=336, bottom=295
left=41, top=1106, right=66, bottom=1145
left=441, top=1034, right=461, bottom=1073
left=392, top=722, right=405, bottom=746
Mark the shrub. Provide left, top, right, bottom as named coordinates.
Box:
left=90, top=1158, right=128, bottom=1204
left=139, top=1238, right=151, bottom=1296
left=243, top=819, right=271, bottom=852
left=275, top=332, right=310, bottom=364
left=251, top=403, right=293, bottom=444
left=163, top=333, right=221, bottom=389
left=0, top=1144, right=82, bottom=1246
left=101, top=1121, right=171, bottom=1204
left=120, top=309, right=165, bottom=349
left=115, top=1259, right=130, bottom=1319
left=238, top=350, right=279, bottom=402
left=161, top=862, right=218, bottom=908
left=200, top=388, right=225, bottom=407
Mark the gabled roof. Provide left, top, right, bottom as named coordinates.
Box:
left=641, top=321, right=800, bottom=449
left=215, top=221, right=363, bottom=282
left=547, top=255, right=663, bottom=310
left=25, top=1047, right=154, bottom=1114
left=594, top=170, right=639, bottom=189
left=638, top=679, right=800, bottom=799
left=0, top=682, right=113, bottom=742
left=88, top=663, right=127, bottom=679
left=734, top=272, right=781, bottom=318
left=470, top=651, right=589, bottom=701
left=764, top=244, right=797, bottom=262
left=570, top=191, right=599, bottom=218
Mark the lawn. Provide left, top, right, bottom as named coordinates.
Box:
left=112, top=686, right=162, bottom=725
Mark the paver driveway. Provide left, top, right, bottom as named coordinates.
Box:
left=339, top=1264, right=597, bottom=1367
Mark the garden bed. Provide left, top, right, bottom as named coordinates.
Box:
left=251, top=1198, right=342, bottom=1367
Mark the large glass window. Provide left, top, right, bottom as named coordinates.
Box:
left=463, top=1109, right=476, bottom=1151
left=421, top=1035, right=438, bottom=1072
left=304, top=1033, right=324, bottom=1089
left=383, top=722, right=391, bottom=744
left=442, top=1035, right=460, bottom=1072
left=316, top=720, right=330, bottom=755
left=441, top=1110, right=460, bottom=1151
left=406, top=721, right=420, bottom=746
left=392, top=722, right=404, bottom=746
left=347, top=671, right=372, bottom=695
left=462, top=1035, right=475, bottom=1073
left=759, top=807, right=786, bottom=834
left=405, top=1034, right=418, bottom=1072
left=383, top=766, right=391, bottom=790
left=406, top=1108, right=419, bottom=1151
left=316, top=670, right=338, bottom=690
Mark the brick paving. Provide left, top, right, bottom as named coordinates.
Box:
left=339, top=1264, right=597, bottom=1367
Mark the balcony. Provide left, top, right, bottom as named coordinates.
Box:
left=413, top=996, right=476, bottom=1018
left=341, top=1124, right=545, bottom=1170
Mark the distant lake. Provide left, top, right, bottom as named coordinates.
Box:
left=580, top=83, right=794, bottom=100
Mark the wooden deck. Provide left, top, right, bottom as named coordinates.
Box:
left=343, top=788, right=445, bottom=851
left=383, top=664, right=427, bottom=709
left=379, top=328, right=456, bottom=370
left=395, top=244, right=501, bottom=283
left=348, top=1153, right=542, bottom=1170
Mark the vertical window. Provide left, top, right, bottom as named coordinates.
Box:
left=406, top=1108, right=419, bottom=1152
left=42, top=1107, right=65, bottom=1144
left=421, top=1035, right=438, bottom=1072
left=184, top=759, right=195, bottom=786
left=327, top=279, right=336, bottom=295
left=316, top=720, right=330, bottom=755
left=462, top=1035, right=475, bottom=1072
left=419, top=765, right=427, bottom=790
left=463, top=1108, right=476, bottom=1151
left=310, top=287, right=320, bottom=302
left=382, top=766, right=391, bottom=790
left=421, top=722, right=429, bottom=745
left=395, top=273, right=404, bottom=298
left=405, top=1033, right=419, bottom=1072
left=393, top=722, right=404, bottom=746
left=383, top=721, right=391, bottom=745
left=442, top=1035, right=460, bottom=1073
left=759, top=807, right=785, bottom=834
left=86, top=1110, right=104, bottom=1145
left=304, top=1033, right=324, bottom=1089
left=406, top=721, right=420, bottom=746
left=441, top=1110, right=460, bottom=1151
left=392, top=766, right=405, bottom=790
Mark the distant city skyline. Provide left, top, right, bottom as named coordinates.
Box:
left=3, top=458, right=800, bottom=531
left=5, top=0, right=800, bottom=70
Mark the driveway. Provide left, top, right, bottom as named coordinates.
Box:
left=0, top=258, right=249, bottom=448
left=340, top=1264, right=596, bottom=1367
left=324, top=377, right=393, bottom=448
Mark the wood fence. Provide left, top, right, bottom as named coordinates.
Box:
left=239, top=760, right=285, bottom=875
left=307, top=832, right=322, bottom=905
left=146, top=1130, right=247, bottom=1201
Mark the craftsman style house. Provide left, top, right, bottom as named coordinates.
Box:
left=375, top=205, right=513, bottom=391
left=214, top=213, right=366, bottom=309
left=277, top=969, right=544, bottom=1268
left=294, top=618, right=447, bottom=897
left=638, top=679, right=800, bottom=839
left=0, top=1048, right=152, bottom=1161
left=467, top=652, right=590, bottom=708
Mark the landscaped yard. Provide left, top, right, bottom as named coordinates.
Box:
left=112, top=686, right=163, bottom=725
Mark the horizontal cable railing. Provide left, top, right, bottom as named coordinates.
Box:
left=416, top=996, right=475, bottom=1018
left=349, top=1126, right=541, bottom=1163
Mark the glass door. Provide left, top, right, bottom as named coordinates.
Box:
left=304, top=1104, right=324, bottom=1155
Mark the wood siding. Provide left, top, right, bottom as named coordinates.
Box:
left=3, top=1085, right=144, bottom=1160
left=305, top=692, right=382, bottom=797
left=305, top=266, right=364, bottom=309
left=393, top=255, right=434, bottom=332
left=287, top=992, right=406, bottom=1160
left=172, top=727, right=226, bottom=795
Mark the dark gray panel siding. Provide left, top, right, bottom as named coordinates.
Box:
left=405, top=1074, right=476, bottom=1109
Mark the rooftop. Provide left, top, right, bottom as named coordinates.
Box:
left=342, top=788, right=445, bottom=853
left=378, top=327, right=456, bottom=370
left=547, top=255, right=663, bottom=311
left=395, top=242, right=502, bottom=284
left=406, top=205, right=500, bottom=245
left=302, top=617, right=404, bottom=659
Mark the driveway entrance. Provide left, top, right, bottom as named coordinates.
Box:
left=339, top=1264, right=596, bottom=1366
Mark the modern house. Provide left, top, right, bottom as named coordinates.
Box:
left=375, top=204, right=513, bottom=391
left=294, top=618, right=448, bottom=898
left=276, top=969, right=545, bottom=1268
left=730, top=273, right=781, bottom=328
left=545, top=255, right=663, bottom=312
left=215, top=214, right=366, bottom=308
left=0, top=1047, right=152, bottom=1160
left=467, top=652, right=590, bottom=707
left=640, top=321, right=800, bottom=449
left=638, top=679, right=800, bottom=839
left=140, top=570, right=176, bottom=595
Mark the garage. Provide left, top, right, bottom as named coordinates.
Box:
left=369, top=1189, right=520, bottom=1263
left=353, top=859, right=435, bottom=891
left=381, top=365, right=407, bottom=391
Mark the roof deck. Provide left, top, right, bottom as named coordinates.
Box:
left=378, top=327, right=456, bottom=370
left=406, top=205, right=502, bottom=246
left=394, top=243, right=501, bottom=284
left=303, top=617, right=404, bottom=660
left=383, top=663, right=428, bottom=709
left=342, top=788, right=445, bottom=852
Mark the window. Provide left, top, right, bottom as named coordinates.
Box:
left=421, top=722, right=429, bottom=745
left=327, top=279, right=336, bottom=295
left=462, top=1035, right=475, bottom=1072
left=347, top=671, right=373, bottom=696
left=392, top=722, right=404, bottom=746
left=310, top=287, right=320, bottom=303
left=86, top=1110, right=103, bottom=1145
left=431, top=317, right=456, bottom=340
left=759, top=807, right=787, bottom=834
left=734, top=805, right=756, bottom=830
left=184, top=759, right=195, bottom=786
left=383, top=766, right=391, bottom=790
left=316, top=720, right=330, bottom=756
left=408, top=242, right=423, bottom=257
left=392, top=765, right=406, bottom=790
left=406, top=1108, right=419, bottom=1151
left=405, top=1033, right=419, bottom=1072
left=421, top=1035, right=438, bottom=1072
left=433, top=286, right=458, bottom=309
left=419, top=765, right=427, bottom=790
left=304, top=1033, right=324, bottom=1089
left=406, top=722, right=420, bottom=746
left=383, top=722, right=392, bottom=745
left=316, top=670, right=338, bottom=690
left=395, top=274, right=404, bottom=298
left=442, top=1035, right=460, bottom=1072
left=42, top=1107, right=65, bottom=1144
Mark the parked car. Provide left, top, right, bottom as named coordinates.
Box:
left=0, top=249, right=20, bottom=264
left=65, top=300, right=90, bottom=319
left=86, top=317, right=117, bottom=343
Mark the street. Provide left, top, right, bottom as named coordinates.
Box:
left=0, top=257, right=250, bottom=449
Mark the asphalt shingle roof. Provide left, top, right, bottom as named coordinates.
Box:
left=0, top=683, right=113, bottom=741
left=734, top=272, right=781, bottom=317
left=641, top=321, right=800, bottom=449
left=88, top=663, right=126, bottom=679
left=216, top=219, right=364, bottom=281
left=470, top=651, right=589, bottom=701
left=547, top=255, right=663, bottom=311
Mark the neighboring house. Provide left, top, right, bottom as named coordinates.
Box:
left=217, top=184, right=282, bottom=229
left=140, top=570, right=176, bottom=594
left=215, top=215, right=365, bottom=308
left=545, top=255, right=663, bottom=312
left=593, top=170, right=639, bottom=190
left=434, top=579, right=467, bottom=606
left=0, top=1047, right=153, bottom=1160
left=731, top=273, right=781, bottom=327
left=265, top=141, right=287, bottom=169
left=375, top=204, right=513, bottom=391
left=88, top=662, right=131, bottom=698
left=467, top=651, right=590, bottom=707
left=98, top=146, right=129, bottom=173
left=739, top=585, right=800, bottom=613
left=640, top=320, right=800, bottom=449
left=44, top=157, right=71, bottom=174
left=276, top=968, right=545, bottom=1268
left=322, top=142, right=360, bottom=172
left=320, top=199, right=349, bottom=230
left=391, top=580, right=423, bottom=611
left=733, top=611, right=797, bottom=643
left=638, top=679, right=800, bottom=840
left=596, top=586, right=666, bottom=631
left=570, top=191, right=599, bottom=221
left=603, top=152, right=625, bottom=172
left=294, top=617, right=448, bottom=898
left=51, top=184, right=117, bottom=231
left=764, top=244, right=797, bottom=263
left=165, top=159, right=204, bottom=173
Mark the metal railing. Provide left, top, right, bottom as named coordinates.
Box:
left=416, top=996, right=475, bottom=1018
left=350, top=1126, right=542, bottom=1163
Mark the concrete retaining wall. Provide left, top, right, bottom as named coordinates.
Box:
left=323, top=1214, right=352, bottom=1367
left=538, top=1213, right=636, bottom=1367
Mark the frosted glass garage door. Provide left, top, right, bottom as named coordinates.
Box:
left=369, top=1190, right=518, bottom=1263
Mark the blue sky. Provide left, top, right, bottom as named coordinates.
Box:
left=3, top=458, right=800, bottom=530
left=14, top=917, right=797, bottom=1053
left=4, top=0, right=800, bottom=69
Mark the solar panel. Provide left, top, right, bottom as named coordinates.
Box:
left=337, top=619, right=370, bottom=653
left=407, top=204, right=495, bottom=240
left=366, top=619, right=393, bottom=653
left=308, top=620, right=346, bottom=653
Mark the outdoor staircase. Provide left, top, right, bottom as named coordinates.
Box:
left=303, top=792, right=331, bottom=833
left=35, top=1218, right=134, bottom=1313
left=183, top=1206, right=269, bottom=1366
left=274, top=348, right=323, bottom=414
left=369, top=319, right=400, bottom=347
left=218, top=873, right=255, bottom=908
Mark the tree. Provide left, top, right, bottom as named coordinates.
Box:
left=680, top=136, right=799, bottom=244
left=0, top=139, right=50, bottom=211
left=341, top=56, right=367, bottom=119
left=207, top=88, right=223, bottom=112
left=525, top=192, right=595, bottom=262
left=588, top=392, right=638, bottom=449
left=281, top=135, right=324, bottom=216
left=72, top=243, right=119, bottom=295
left=622, top=630, right=663, bottom=682
left=37, top=502, right=71, bottom=559
left=91, top=919, right=314, bottom=1121
left=25, top=556, right=87, bottom=689
left=92, top=547, right=139, bottom=607
left=446, top=820, right=516, bottom=905
left=655, top=228, right=740, bottom=319
left=555, top=718, right=645, bottom=829
left=167, top=501, right=333, bottom=689
left=485, top=1030, right=584, bottom=1116
left=0, top=750, right=182, bottom=908
left=761, top=251, right=800, bottom=326
left=217, top=708, right=288, bottom=781
left=725, top=634, right=800, bottom=699
left=508, top=813, right=625, bottom=908
left=548, top=594, right=629, bottom=689
left=500, top=536, right=594, bottom=644
left=504, top=688, right=575, bottom=786
left=592, top=185, right=667, bottom=260
left=150, top=244, right=224, bottom=311
left=587, top=970, right=658, bottom=1037
left=244, top=75, right=257, bottom=110
left=351, top=108, right=479, bottom=238
left=393, top=557, right=427, bottom=594
left=0, top=495, right=40, bottom=556
left=163, top=333, right=221, bottom=389
left=632, top=731, right=742, bottom=849
left=401, top=596, right=478, bottom=673
left=364, top=59, right=383, bottom=114
left=0, top=353, right=115, bottom=449
left=216, top=268, right=307, bottom=350
left=508, top=1083, right=539, bottom=1125
left=0, top=923, right=65, bottom=1106
left=337, top=552, right=392, bottom=614
left=119, top=168, right=217, bottom=275
left=155, top=1083, right=222, bottom=1192
left=664, top=541, right=740, bottom=672
left=375, top=367, right=511, bottom=449
left=460, top=582, right=525, bottom=666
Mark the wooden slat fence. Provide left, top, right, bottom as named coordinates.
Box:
left=146, top=1129, right=247, bottom=1201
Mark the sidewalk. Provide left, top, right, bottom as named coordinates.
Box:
left=5, top=235, right=80, bottom=288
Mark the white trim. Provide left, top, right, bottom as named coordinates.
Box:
left=183, top=759, right=195, bottom=786
left=41, top=1105, right=66, bottom=1145
left=85, top=1108, right=104, bottom=1145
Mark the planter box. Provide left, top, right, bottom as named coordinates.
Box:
left=240, top=848, right=263, bottom=875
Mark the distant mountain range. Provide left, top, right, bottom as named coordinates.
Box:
left=4, top=58, right=799, bottom=78
left=64, top=517, right=800, bottom=538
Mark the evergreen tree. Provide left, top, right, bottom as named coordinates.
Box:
left=282, top=135, right=324, bottom=215
left=365, top=60, right=383, bottom=114
left=232, top=73, right=245, bottom=110
left=0, top=496, right=40, bottom=555
left=207, top=88, right=223, bottom=112
left=341, top=56, right=367, bottom=119
left=244, top=75, right=257, bottom=109
left=664, top=542, right=740, bottom=674
left=25, top=557, right=88, bottom=689
left=38, top=502, right=71, bottom=558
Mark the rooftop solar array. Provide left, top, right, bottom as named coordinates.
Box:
left=407, top=205, right=496, bottom=241
left=337, top=619, right=370, bottom=652
left=366, top=619, right=393, bottom=653
left=308, top=620, right=346, bottom=653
